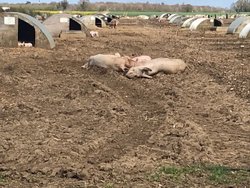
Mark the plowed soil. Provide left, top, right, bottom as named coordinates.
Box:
left=0, top=20, right=249, bottom=187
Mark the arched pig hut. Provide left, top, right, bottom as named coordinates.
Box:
left=169, top=15, right=183, bottom=24
left=0, top=12, right=55, bottom=49
left=239, top=23, right=250, bottom=38
left=78, top=15, right=106, bottom=28
left=43, top=13, right=90, bottom=38
left=235, top=19, right=250, bottom=33
left=189, top=18, right=211, bottom=31
left=179, top=17, right=190, bottom=26
left=167, top=14, right=177, bottom=21
left=95, top=14, right=112, bottom=24
left=159, top=13, right=171, bottom=19
left=182, top=17, right=199, bottom=28
left=227, top=17, right=249, bottom=34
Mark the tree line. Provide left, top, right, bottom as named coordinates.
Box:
left=76, top=1, right=224, bottom=12
left=1, top=0, right=250, bottom=14
left=1, top=0, right=224, bottom=12
left=232, top=0, right=250, bottom=12
left=58, top=0, right=250, bottom=12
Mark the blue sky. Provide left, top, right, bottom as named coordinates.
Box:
left=0, top=0, right=235, bottom=8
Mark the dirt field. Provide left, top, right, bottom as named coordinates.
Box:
left=0, top=20, right=249, bottom=187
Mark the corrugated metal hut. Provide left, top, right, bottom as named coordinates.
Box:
left=190, top=18, right=211, bottom=31
left=43, top=13, right=90, bottom=38
left=0, top=12, right=55, bottom=49
left=95, top=14, right=112, bottom=24
left=235, top=19, right=250, bottom=33
left=78, top=15, right=106, bottom=29
left=159, top=13, right=171, bottom=19
left=227, top=17, right=249, bottom=34
left=178, top=17, right=190, bottom=26
left=182, top=17, right=199, bottom=28
left=239, top=23, right=250, bottom=38
left=169, top=15, right=183, bottom=24
left=167, top=14, right=177, bottom=21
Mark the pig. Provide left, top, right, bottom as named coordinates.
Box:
left=18, top=42, right=33, bottom=47
left=18, top=42, right=24, bottom=47
left=82, top=54, right=133, bottom=72
left=129, top=55, right=152, bottom=67
left=125, top=58, right=187, bottom=79
left=90, top=31, right=99, bottom=38
left=24, top=43, right=33, bottom=47
left=109, top=19, right=119, bottom=29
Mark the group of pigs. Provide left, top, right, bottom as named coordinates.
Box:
left=82, top=53, right=187, bottom=79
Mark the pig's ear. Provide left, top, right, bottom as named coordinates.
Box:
left=141, top=67, right=152, bottom=74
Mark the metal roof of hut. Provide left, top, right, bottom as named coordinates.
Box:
left=159, top=13, right=171, bottom=19
left=189, top=18, right=211, bottom=31
left=182, top=17, right=199, bottom=28
left=227, top=17, right=249, bottom=34
left=43, top=13, right=90, bottom=38
left=169, top=15, right=182, bottom=24
left=239, top=23, right=250, bottom=38
left=167, top=14, right=177, bottom=21
left=0, top=12, right=55, bottom=49
left=94, top=13, right=112, bottom=23
left=178, top=17, right=190, bottom=26
left=78, top=15, right=106, bottom=28
left=235, top=19, right=250, bottom=33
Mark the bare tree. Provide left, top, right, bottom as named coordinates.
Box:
left=58, top=0, right=68, bottom=10
left=181, top=4, right=193, bottom=12
left=232, top=0, right=250, bottom=12
left=78, top=0, right=90, bottom=11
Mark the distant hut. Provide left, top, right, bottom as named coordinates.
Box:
left=182, top=17, right=199, bottom=28
left=159, top=13, right=171, bottom=20
left=0, top=12, right=55, bottom=49
left=239, top=23, right=250, bottom=38
left=95, top=14, right=113, bottom=24
left=178, top=17, right=190, bottom=26
left=78, top=15, right=106, bottom=29
left=43, top=13, right=90, bottom=38
left=189, top=18, right=211, bottom=31
left=167, top=14, right=177, bottom=21
left=169, top=15, right=184, bottom=25
left=137, top=15, right=149, bottom=20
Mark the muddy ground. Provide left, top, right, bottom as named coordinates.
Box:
left=0, top=20, right=249, bottom=187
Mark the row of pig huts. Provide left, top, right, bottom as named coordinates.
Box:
left=159, top=13, right=250, bottom=38
left=0, top=11, right=249, bottom=50
left=0, top=11, right=116, bottom=49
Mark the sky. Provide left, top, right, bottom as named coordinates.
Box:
left=0, top=0, right=236, bottom=8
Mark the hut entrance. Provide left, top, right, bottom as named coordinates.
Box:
left=69, top=19, right=81, bottom=30
left=214, top=19, right=222, bottom=27
left=18, top=19, right=35, bottom=46
left=95, top=18, right=102, bottom=27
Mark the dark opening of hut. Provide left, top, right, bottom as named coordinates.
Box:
left=95, top=17, right=102, bottom=27
left=18, top=18, right=35, bottom=46
left=69, top=18, right=81, bottom=30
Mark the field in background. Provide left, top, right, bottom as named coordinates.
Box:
left=35, top=10, right=98, bottom=16
left=35, top=10, right=250, bottom=17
